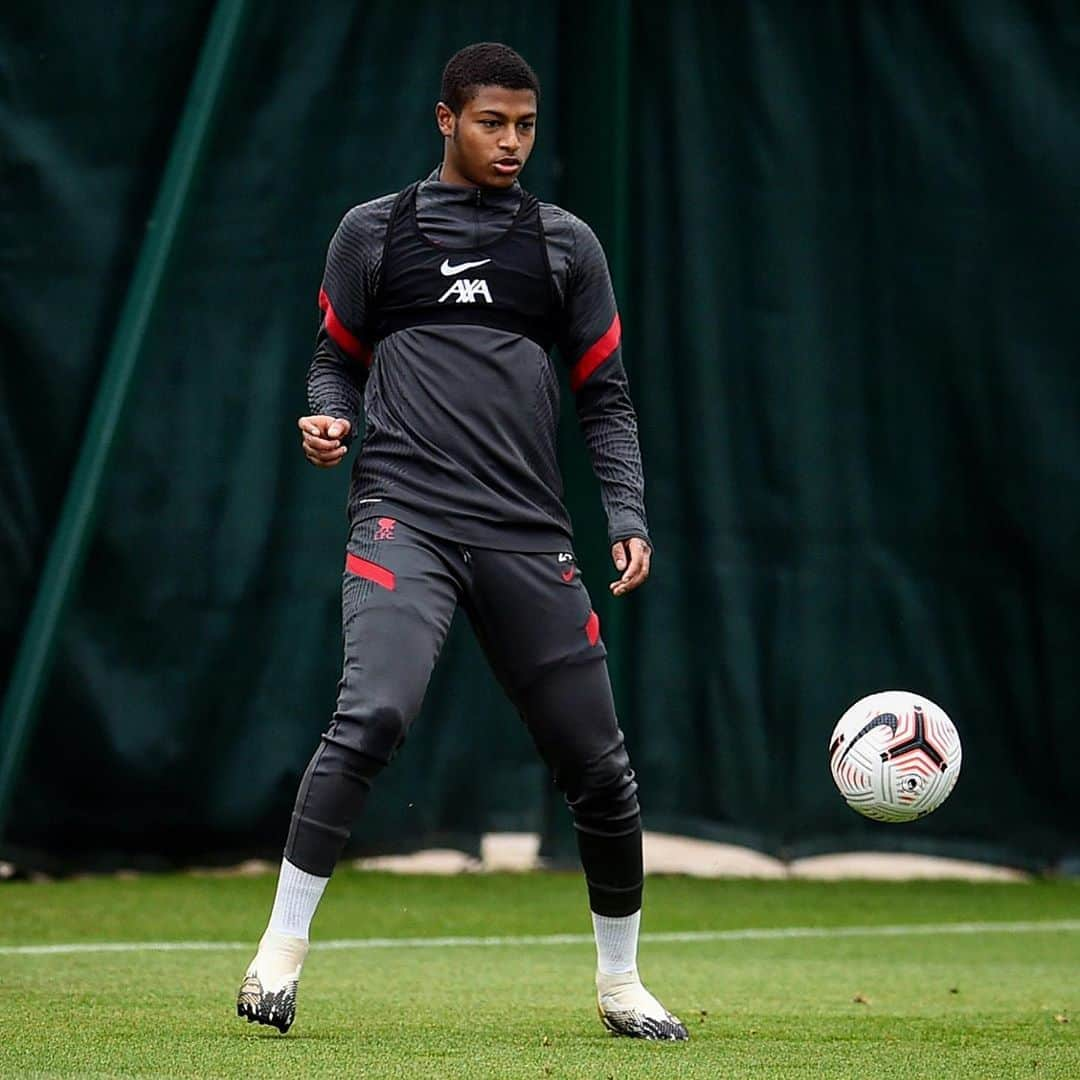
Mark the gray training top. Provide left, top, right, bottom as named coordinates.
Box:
left=307, top=167, right=650, bottom=552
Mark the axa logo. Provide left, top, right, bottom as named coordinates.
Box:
left=438, top=278, right=492, bottom=304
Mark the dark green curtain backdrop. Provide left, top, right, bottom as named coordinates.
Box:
left=2, top=1, right=1077, bottom=869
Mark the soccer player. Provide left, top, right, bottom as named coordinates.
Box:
left=236, top=42, right=686, bottom=1042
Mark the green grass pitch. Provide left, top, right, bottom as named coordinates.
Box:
left=1, top=870, right=1078, bottom=1078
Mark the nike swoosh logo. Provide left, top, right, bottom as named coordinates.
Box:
left=835, top=712, right=898, bottom=767
left=440, top=258, right=491, bottom=276
left=561, top=569, right=575, bottom=582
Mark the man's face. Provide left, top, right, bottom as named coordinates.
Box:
left=437, top=86, right=538, bottom=189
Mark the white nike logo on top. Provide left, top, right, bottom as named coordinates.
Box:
left=440, top=257, right=491, bottom=276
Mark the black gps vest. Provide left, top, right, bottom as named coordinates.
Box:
left=373, top=181, right=559, bottom=352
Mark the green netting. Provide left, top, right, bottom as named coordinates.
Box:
left=2, top=1, right=1077, bottom=869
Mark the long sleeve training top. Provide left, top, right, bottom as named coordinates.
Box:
left=308, top=167, right=649, bottom=552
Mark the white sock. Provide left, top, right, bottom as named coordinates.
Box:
left=592, top=909, right=641, bottom=975
left=266, top=858, right=329, bottom=941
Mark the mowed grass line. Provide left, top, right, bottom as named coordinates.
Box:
left=0, top=873, right=1077, bottom=1078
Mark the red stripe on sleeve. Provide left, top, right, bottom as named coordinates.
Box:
left=569, top=313, right=621, bottom=392
left=345, top=553, right=396, bottom=591
left=319, top=288, right=372, bottom=368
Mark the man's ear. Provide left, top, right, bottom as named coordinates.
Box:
left=435, top=101, right=456, bottom=138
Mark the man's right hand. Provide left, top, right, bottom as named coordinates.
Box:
left=298, top=415, right=352, bottom=468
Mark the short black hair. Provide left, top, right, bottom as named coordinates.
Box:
left=440, top=42, right=540, bottom=115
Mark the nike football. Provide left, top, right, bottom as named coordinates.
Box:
left=828, top=691, right=961, bottom=822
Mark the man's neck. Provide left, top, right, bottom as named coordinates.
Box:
left=437, top=160, right=477, bottom=188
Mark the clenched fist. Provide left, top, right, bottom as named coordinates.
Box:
left=298, top=415, right=352, bottom=468
left=609, top=536, right=652, bottom=596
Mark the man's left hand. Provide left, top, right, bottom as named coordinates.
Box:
left=610, top=537, right=651, bottom=596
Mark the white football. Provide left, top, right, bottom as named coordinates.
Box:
left=828, top=690, right=962, bottom=822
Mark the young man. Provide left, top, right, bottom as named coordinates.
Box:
left=236, top=42, right=686, bottom=1042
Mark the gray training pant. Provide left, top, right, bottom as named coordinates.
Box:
left=284, top=514, right=643, bottom=916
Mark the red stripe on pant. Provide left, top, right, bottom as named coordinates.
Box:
left=585, top=610, right=601, bottom=646
left=345, top=553, right=396, bottom=591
